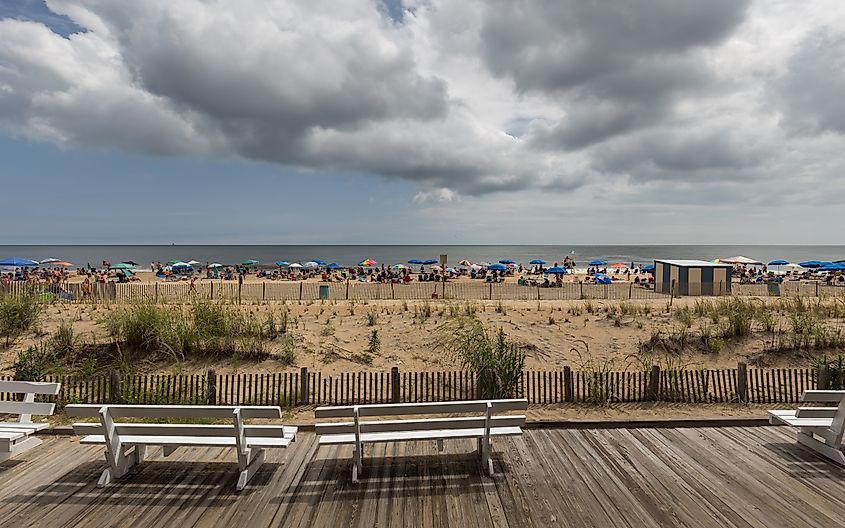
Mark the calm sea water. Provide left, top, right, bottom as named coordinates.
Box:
left=1, top=245, right=844, bottom=268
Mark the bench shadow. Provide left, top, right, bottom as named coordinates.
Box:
left=3, top=460, right=283, bottom=507
left=272, top=452, right=507, bottom=503
left=761, top=441, right=845, bottom=478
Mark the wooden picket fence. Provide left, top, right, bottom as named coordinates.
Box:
left=0, top=364, right=824, bottom=408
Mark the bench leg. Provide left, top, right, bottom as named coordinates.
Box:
left=162, top=445, right=178, bottom=457
left=98, top=445, right=137, bottom=488
left=2, top=436, right=42, bottom=461
left=797, top=432, right=845, bottom=465
left=236, top=449, right=265, bottom=491
left=436, top=439, right=444, bottom=452
left=351, top=446, right=363, bottom=484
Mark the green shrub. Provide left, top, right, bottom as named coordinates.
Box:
left=0, top=295, right=43, bottom=347
left=13, top=342, right=57, bottom=381
left=367, top=329, right=381, bottom=355
left=50, top=323, right=78, bottom=357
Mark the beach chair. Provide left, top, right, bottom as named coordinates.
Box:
left=0, top=380, right=61, bottom=461
left=67, top=404, right=297, bottom=490
left=315, top=399, right=527, bottom=483
left=768, top=390, right=845, bottom=464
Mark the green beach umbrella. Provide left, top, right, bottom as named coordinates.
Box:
left=242, top=259, right=259, bottom=266
left=109, top=263, right=135, bottom=270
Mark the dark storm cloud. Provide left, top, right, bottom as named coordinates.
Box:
left=775, top=28, right=845, bottom=136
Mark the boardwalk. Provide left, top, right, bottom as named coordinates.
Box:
left=1, top=427, right=845, bottom=527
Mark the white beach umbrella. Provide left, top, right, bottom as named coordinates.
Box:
left=784, top=263, right=803, bottom=270
left=720, top=256, right=763, bottom=265
left=303, top=261, right=319, bottom=268
left=288, top=263, right=303, bottom=268
left=40, top=258, right=61, bottom=264
left=187, top=260, right=201, bottom=266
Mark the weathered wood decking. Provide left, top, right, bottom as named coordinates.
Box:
left=1, top=426, right=844, bottom=527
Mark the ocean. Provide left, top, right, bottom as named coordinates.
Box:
left=1, top=245, right=843, bottom=269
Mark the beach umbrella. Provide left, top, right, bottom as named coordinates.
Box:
left=275, top=261, right=290, bottom=267
left=610, top=263, right=626, bottom=268
left=171, top=262, right=192, bottom=269
left=470, top=264, right=482, bottom=271
left=458, top=259, right=472, bottom=266
left=819, top=263, right=845, bottom=271
left=588, top=260, right=607, bottom=266
left=359, top=259, right=377, bottom=266
left=422, top=259, right=438, bottom=265
left=783, top=263, right=803, bottom=271
left=109, top=263, right=135, bottom=270
left=241, top=259, right=259, bottom=266
left=288, top=263, right=303, bottom=268
left=391, top=264, right=406, bottom=270
left=488, top=263, right=507, bottom=272
left=545, top=266, right=568, bottom=274
left=122, top=261, right=139, bottom=266
left=768, top=260, right=789, bottom=266
left=431, top=265, right=443, bottom=271
left=834, top=259, right=845, bottom=264
left=478, top=262, right=491, bottom=267
left=593, top=273, right=612, bottom=285
left=499, top=259, right=515, bottom=264
left=720, top=256, right=763, bottom=265
left=208, top=263, right=223, bottom=269
left=326, top=263, right=344, bottom=270
left=799, top=261, right=829, bottom=268
left=187, top=260, right=201, bottom=266
left=312, top=259, right=327, bottom=265
left=408, top=259, right=423, bottom=264
left=53, top=261, right=74, bottom=268
left=529, top=259, right=546, bottom=265
left=303, top=261, right=319, bottom=268
left=0, top=257, right=39, bottom=267
left=40, top=258, right=61, bottom=264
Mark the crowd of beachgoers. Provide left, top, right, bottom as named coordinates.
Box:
left=2, top=254, right=845, bottom=288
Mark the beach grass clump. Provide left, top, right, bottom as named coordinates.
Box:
left=49, top=323, right=79, bottom=357
left=367, top=329, right=380, bottom=356
left=436, top=316, right=524, bottom=399
left=12, top=342, right=58, bottom=381
left=365, top=309, right=378, bottom=326
left=0, top=295, right=43, bottom=347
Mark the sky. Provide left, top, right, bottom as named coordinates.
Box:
left=1, top=0, right=845, bottom=245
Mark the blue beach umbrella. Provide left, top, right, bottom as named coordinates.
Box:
left=819, top=263, right=845, bottom=271
left=588, top=260, right=607, bottom=266
left=326, top=263, right=344, bottom=270
left=422, top=259, right=438, bottom=265
left=0, top=257, right=39, bottom=267
left=799, top=261, right=830, bottom=268
left=768, top=260, right=789, bottom=266
left=312, top=259, right=327, bottom=265
left=593, top=273, right=612, bottom=285
left=545, top=266, right=567, bottom=274
left=499, top=259, right=515, bottom=264
left=529, top=259, right=546, bottom=265
left=275, top=261, right=290, bottom=267
left=488, top=263, right=507, bottom=272
left=408, top=259, right=423, bottom=264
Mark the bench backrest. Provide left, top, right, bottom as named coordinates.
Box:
left=314, top=399, right=528, bottom=436
left=66, top=404, right=282, bottom=420
left=799, top=390, right=845, bottom=439
left=0, top=381, right=61, bottom=423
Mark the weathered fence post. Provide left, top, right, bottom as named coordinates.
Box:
left=648, top=365, right=661, bottom=401
left=488, top=282, right=492, bottom=300
left=109, top=369, right=121, bottom=403
left=669, top=280, right=676, bottom=308
left=563, top=365, right=573, bottom=402
left=262, top=282, right=266, bottom=301
left=391, top=282, right=395, bottom=300
left=391, top=366, right=400, bottom=402
left=816, top=282, right=820, bottom=297
left=154, top=282, right=159, bottom=304
left=818, top=363, right=830, bottom=390
left=237, top=274, right=243, bottom=305
left=300, top=367, right=309, bottom=405
left=580, top=281, right=584, bottom=299
left=299, top=281, right=303, bottom=301
left=629, top=282, right=633, bottom=299
left=210, top=281, right=214, bottom=300
left=346, top=280, right=350, bottom=300
left=737, top=362, right=748, bottom=403
left=207, top=369, right=217, bottom=405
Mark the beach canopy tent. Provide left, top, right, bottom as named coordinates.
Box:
left=588, top=260, right=607, bottom=266
left=593, top=273, right=612, bottom=285
left=275, top=261, right=290, bottom=267
left=109, top=263, right=135, bottom=270
left=0, top=258, right=39, bottom=267
left=326, top=263, right=344, bottom=270
left=529, top=259, right=546, bottom=265
left=422, top=259, right=439, bottom=265
left=408, top=259, right=423, bottom=264
left=835, top=259, right=845, bottom=264
left=499, top=259, right=515, bottom=264
left=720, top=256, right=763, bottom=265
left=488, top=263, right=507, bottom=272
left=241, top=259, right=259, bottom=266
left=799, top=261, right=830, bottom=268
left=545, top=266, right=567, bottom=274
left=768, top=260, right=789, bottom=266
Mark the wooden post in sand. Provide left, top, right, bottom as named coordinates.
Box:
left=736, top=362, right=748, bottom=403
left=629, top=282, right=633, bottom=299
left=109, top=370, right=121, bottom=403
left=488, top=282, right=492, bottom=300
left=648, top=365, right=661, bottom=401
left=346, top=280, right=349, bottom=300
left=262, top=282, right=266, bottom=301
left=299, top=281, right=303, bottom=301
left=669, top=279, right=676, bottom=308
left=391, top=367, right=400, bottom=403
left=207, top=370, right=217, bottom=405
left=300, top=367, right=309, bottom=405
left=210, top=281, right=214, bottom=300
left=563, top=366, right=573, bottom=402
left=154, top=282, right=158, bottom=304
left=818, top=363, right=830, bottom=390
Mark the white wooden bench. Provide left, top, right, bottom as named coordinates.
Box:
left=0, top=380, right=61, bottom=462
left=768, top=390, right=845, bottom=464
left=315, top=399, right=528, bottom=483
left=67, top=404, right=297, bottom=490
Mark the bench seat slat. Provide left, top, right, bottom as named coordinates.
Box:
left=0, top=431, right=26, bottom=441
left=800, top=391, right=845, bottom=403
left=73, top=423, right=297, bottom=438
left=770, top=415, right=834, bottom=428
left=80, top=434, right=293, bottom=448
left=315, top=415, right=526, bottom=436
left=66, top=404, right=281, bottom=420
left=318, top=426, right=523, bottom=445
left=0, top=422, right=48, bottom=432
left=315, top=399, right=527, bottom=418
left=0, top=381, right=61, bottom=395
